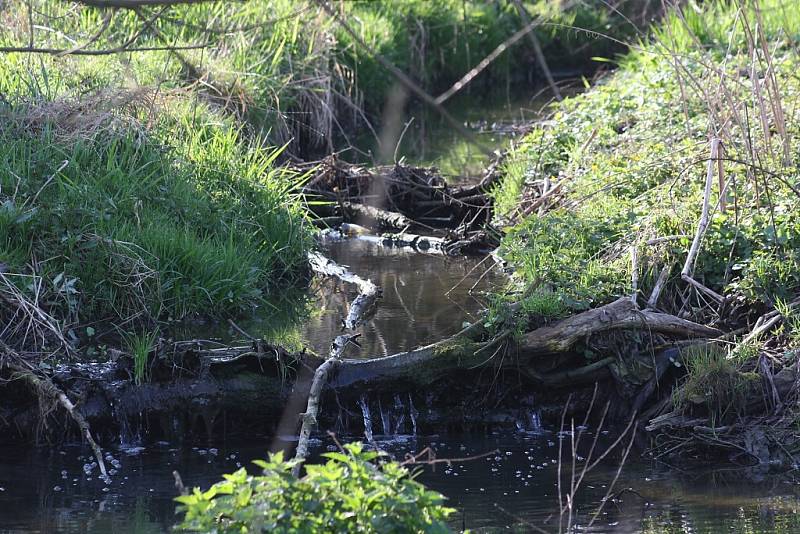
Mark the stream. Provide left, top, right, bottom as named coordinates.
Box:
left=3, top=431, right=800, bottom=533
left=2, top=91, right=798, bottom=533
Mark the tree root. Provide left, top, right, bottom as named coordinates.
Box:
left=0, top=341, right=107, bottom=476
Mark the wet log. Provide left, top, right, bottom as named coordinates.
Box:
left=308, top=252, right=379, bottom=330
left=517, top=298, right=721, bottom=358
left=332, top=297, right=722, bottom=388
left=341, top=202, right=412, bottom=230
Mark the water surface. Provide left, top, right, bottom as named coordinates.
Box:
left=2, top=431, right=799, bottom=533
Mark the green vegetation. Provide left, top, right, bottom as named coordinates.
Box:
left=672, top=344, right=760, bottom=425
left=0, top=0, right=646, bottom=349
left=123, top=329, right=159, bottom=385
left=494, top=0, right=800, bottom=321
left=175, top=443, right=454, bottom=533
left=0, top=97, right=311, bottom=335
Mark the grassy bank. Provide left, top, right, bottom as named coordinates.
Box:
left=493, top=0, right=800, bottom=443
left=0, top=93, right=312, bottom=349
left=495, top=0, right=800, bottom=319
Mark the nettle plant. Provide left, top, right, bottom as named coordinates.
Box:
left=175, top=443, right=455, bottom=533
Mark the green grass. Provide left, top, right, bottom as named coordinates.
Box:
left=0, top=0, right=640, bottom=158
left=494, top=0, right=800, bottom=319
left=123, top=329, right=160, bottom=385
left=672, top=344, right=760, bottom=425
left=0, top=93, right=312, bottom=329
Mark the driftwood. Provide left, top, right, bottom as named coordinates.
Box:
left=294, top=252, right=378, bottom=470
left=308, top=252, right=380, bottom=330
left=292, top=334, right=356, bottom=476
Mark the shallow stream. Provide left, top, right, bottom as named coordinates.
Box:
left=3, top=90, right=796, bottom=533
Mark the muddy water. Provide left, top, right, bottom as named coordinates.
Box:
left=2, top=431, right=799, bottom=533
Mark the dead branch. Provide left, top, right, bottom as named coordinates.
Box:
left=0, top=341, right=107, bottom=477
left=681, top=137, right=724, bottom=303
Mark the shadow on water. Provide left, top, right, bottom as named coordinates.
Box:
left=3, top=430, right=800, bottom=533
left=347, top=88, right=571, bottom=184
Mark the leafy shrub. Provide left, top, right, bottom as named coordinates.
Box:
left=175, top=443, right=455, bottom=533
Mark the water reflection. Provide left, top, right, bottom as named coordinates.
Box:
left=3, top=432, right=800, bottom=533
left=237, top=237, right=506, bottom=359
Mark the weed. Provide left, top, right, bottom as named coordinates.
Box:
left=673, top=344, right=760, bottom=425
left=123, top=329, right=160, bottom=386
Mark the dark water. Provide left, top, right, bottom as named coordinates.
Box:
left=2, top=430, right=800, bottom=533
left=233, top=237, right=506, bottom=359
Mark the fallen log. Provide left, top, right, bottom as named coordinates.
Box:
left=518, top=297, right=721, bottom=358
left=294, top=251, right=379, bottom=470
left=308, top=251, right=380, bottom=330
left=341, top=201, right=412, bottom=231
left=332, top=297, right=721, bottom=388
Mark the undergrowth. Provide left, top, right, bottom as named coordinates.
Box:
left=175, top=443, right=454, bottom=533
left=494, top=0, right=800, bottom=322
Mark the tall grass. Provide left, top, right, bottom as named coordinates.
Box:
left=0, top=0, right=641, bottom=159
left=0, top=92, right=312, bottom=332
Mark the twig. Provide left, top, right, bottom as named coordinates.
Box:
left=681, top=138, right=724, bottom=303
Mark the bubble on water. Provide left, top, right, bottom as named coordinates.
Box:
left=53, top=486, right=62, bottom=492
left=209, top=448, right=219, bottom=456
left=102, top=487, right=110, bottom=493
left=61, top=470, right=68, bottom=479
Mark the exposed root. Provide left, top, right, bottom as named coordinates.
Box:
left=0, top=341, right=107, bottom=476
